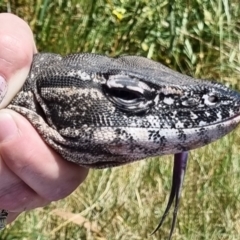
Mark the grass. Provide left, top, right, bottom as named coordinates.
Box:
left=0, top=0, right=240, bottom=239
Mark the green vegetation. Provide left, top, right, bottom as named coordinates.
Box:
left=0, top=0, right=240, bottom=239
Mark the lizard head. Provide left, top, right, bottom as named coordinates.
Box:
left=99, top=55, right=240, bottom=160
left=10, top=53, right=240, bottom=166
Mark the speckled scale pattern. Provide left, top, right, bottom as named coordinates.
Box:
left=8, top=53, right=240, bottom=168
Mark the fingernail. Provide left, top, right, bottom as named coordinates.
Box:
left=0, top=113, right=18, bottom=142
left=0, top=76, right=7, bottom=103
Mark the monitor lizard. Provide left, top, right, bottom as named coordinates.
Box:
left=1, top=53, right=240, bottom=239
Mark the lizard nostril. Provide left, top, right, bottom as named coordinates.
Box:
left=208, top=95, right=219, bottom=103
left=202, top=93, right=219, bottom=106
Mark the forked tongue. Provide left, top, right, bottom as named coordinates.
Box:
left=151, top=151, right=188, bottom=239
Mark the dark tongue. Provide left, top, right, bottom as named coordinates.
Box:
left=151, top=151, right=188, bottom=239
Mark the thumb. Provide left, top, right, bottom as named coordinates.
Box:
left=0, top=13, right=37, bottom=108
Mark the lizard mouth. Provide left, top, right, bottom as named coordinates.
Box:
left=84, top=161, right=124, bottom=169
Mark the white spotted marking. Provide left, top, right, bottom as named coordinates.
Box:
left=198, top=120, right=207, bottom=126
left=163, top=97, right=174, bottom=105
left=190, top=112, right=198, bottom=120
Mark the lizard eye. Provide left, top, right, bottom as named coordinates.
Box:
left=106, top=88, right=141, bottom=101
left=103, top=74, right=155, bottom=113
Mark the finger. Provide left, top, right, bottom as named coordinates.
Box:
left=0, top=109, right=89, bottom=203
left=0, top=157, right=48, bottom=211
left=0, top=13, right=37, bottom=108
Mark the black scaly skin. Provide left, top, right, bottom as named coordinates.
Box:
left=1, top=53, right=240, bottom=238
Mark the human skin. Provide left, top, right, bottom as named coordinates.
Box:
left=0, top=13, right=89, bottom=224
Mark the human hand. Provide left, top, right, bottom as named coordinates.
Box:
left=0, top=13, right=88, bottom=225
